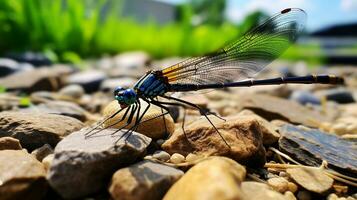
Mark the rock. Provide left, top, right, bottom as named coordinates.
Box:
left=327, top=193, right=339, bottom=200
left=65, top=70, right=107, bottom=93
left=0, top=111, right=84, bottom=151
left=58, top=84, right=85, bottom=99
left=315, top=88, right=355, bottom=104
left=284, top=191, right=297, bottom=200
left=238, top=110, right=280, bottom=145
left=279, top=124, right=357, bottom=174
left=23, top=100, right=87, bottom=121
left=152, top=150, right=170, bottom=161
left=170, top=153, right=185, bottom=164
left=102, top=100, right=175, bottom=140
left=288, top=181, right=298, bottom=193
left=287, top=167, right=333, bottom=193
left=5, top=51, right=52, bottom=66
left=236, top=94, right=331, bottom=127
left=163, top=157, right=246, bottom=200
left=0, top=137, right=22, bottom=150
left=290, top=90, right=320, bottom=105
left=109, top=160, right=183, bottom=200
left=162, top=115, right=266, bottom=167
left=95, top=56, right=113, bottom=71
left=241, top=181, right=286, bottom=200
left=100, top=78, right=137, bottom=93
left=267, top=177, right=289, bottom=193
left=109, top=66, right=145, bottom=79
left=0, top=93, right=22, bottom=111
left=108, top=51, right=150, bottom=78
left=0, top=58, right=33, bottom=77
left=270, top=119, right=289, bottom=127
left=279, top=171, right=288, bottom=177
left=296, top=190, right=312, bottom=200
left=0, top=150, right=47, bottom=200
left=0, top=65, right=73, bottom=92
left=0, top=58, right=19, bottom=77
left=29, top=91, right=56, bottom=103
left=340, top=103, right=357, bottom=118
left=42, top=154, right=54, bottom=171
left=31, top=144, right=53, bottom=161
left=330, top=117, right=357, bottom=135
left=185, top=153, right=201, bottom=162
left=47, top=128, right=151, bottom=199
left=113, top=51, right=150, bottom=70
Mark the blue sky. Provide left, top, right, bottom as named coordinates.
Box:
left=158, top=0, right=357, bottom=31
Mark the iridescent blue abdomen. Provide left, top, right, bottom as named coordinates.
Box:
left=134, top=73, right=167, bottom=98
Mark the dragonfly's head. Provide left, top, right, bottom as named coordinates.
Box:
left=114, top=86, right=137, bottom=108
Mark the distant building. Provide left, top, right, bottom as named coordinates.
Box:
left=311, top=23, right=357, bottom=48
left=308, top=23, right=357, bottom=64
left=312, top=23, right=357, bottom=37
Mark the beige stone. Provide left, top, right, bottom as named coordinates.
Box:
left=163, top=157, right=246, bottom=200
left=288, top=181, right=298, bottom=193
left=0, top=137, right=22, bottom=150
left=284, top=191, right=297, bottom=200
left=162, top=115, right=266, bottom=167
left=170, top=153, right=185, bottom=164
left=267, top=177, right=289, bottom=193
left=102, top=100, right=175, bottom=139
left=287, top=167, right=333, bottom=193
left=238, top=110, right=280, bottom=145
left=241, top=181, right=286, bottom=200
left=42, top=154, right=54, bottom=172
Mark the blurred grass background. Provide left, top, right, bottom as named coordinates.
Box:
left=0, top=0, right=334, bottom=64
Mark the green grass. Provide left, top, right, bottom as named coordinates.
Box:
left=0, top=0, right=240, bottom=61
left=0, top=0, right=326, bottom=65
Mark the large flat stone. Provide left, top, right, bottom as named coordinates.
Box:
left=0, top=111, right=84, bottom=151
left=0, top=65, right=73, bottom=92
left=237, top=94, right=332, bottom=127
left=279, top=124, right=357, bottom=175
left=48, top=128, right=151, bottom=199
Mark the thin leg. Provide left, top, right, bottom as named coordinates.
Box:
left=95, top=105, right=133, bottom=135
left=138, top=110, right=169, bottom=124
left=115, top=100, right=151, bottom=144
left=156, top=97, right=168, bottom=135
left=110, top=102, right=138, bottom=136
left=162, top=95, right=224, bottom=121
left=181, top=106, right=188, bottom=141
left=160, top=95, right=230, bottom=148
left=85, top=106, right=130, bottom=138
left=150, top=100, right=194, bottom=147
left=85, top=107, right=126, bottom=137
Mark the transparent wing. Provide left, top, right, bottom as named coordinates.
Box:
left=162, top=8, right=306, bottom=85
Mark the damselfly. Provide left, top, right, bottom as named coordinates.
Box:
left=85, top=8, right=344, bottom=146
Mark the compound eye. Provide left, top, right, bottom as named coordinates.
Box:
left=113, top=86, right=125, bottom=96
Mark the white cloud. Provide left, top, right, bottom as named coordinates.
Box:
left=226, top=0, right=310, bottom=23
left=341, top=0, right=357, bottom=12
